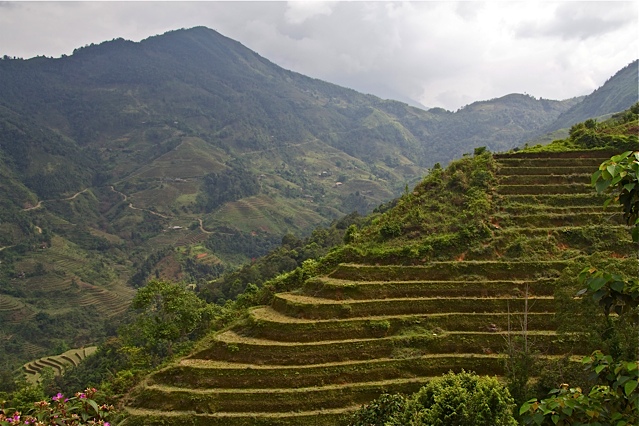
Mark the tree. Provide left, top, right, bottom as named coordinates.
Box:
left=121, top=280, right=216, bottom=359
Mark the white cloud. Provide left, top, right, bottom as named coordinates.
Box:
left=0, top=1, right=636, bottom=110
left=284, top=1, right=335, bottom=25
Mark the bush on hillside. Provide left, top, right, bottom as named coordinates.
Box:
left=349, top=371, right=517, bottom=426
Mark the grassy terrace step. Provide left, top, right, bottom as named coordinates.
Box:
left=124, top=406, right=354, bottom=426
left=493, top=211, right=624, bottom=228
left=302, top=277, right=556, bottom=299
left=271, top=293, right=556, bottom=320
left=497, top=166, right=600, bottom=177
left=498, top=193, right=607, bottom=207
left=494, top=157, right=610, bottom=168
left=493, top=224, right=631, bottom=240
left=496, top=184, right=593, bottom=195
left=189, top=330, right=583, bottom=365
left=493, top=151, right=615, bottom=159
left=130, top=377, right=456, bottom=414
left=498, top=173, right=590, bottom=186
left=149, top=354, right=506, bottom=390
left=243, top=308, right=558, bottom=342
left=500, top=205, right=609, bottom=215
left=328, top=261, right=570, bottom=282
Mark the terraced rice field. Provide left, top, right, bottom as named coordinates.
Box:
left=76, top=282, right=135, bottom=318
left=23, top=346, right=98, bottom=384
left=125, top=151, right=631, bottom=425
left=212, top=194, right=324, bottom=234
left=0, top=294, right=35, bottom=324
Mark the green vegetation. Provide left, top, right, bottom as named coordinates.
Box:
left=120, top=115, right=637, bottom=424
left=349, top=371, right=517, bottom=426
left=0, top=387, right=115, bottom=425
left=522, top=102, right=638, bottom=153
left=0, top=28, right=637, bottom=426
left=520, top=150, right=638, bottom=426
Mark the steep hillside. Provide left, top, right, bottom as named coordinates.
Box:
left=0, top=27, right=635, bottom=372
left=547, top=60, right=639, bottom=132
left=124, top=147, right=636, bottom=425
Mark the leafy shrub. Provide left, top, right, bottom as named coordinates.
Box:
left=0, top=387, right=115, bottom=426
left=379, top=222, right=402, bottom=239
left=349, top=393, right=407, bottom=426
left=349, top=371, right=517, bottom=426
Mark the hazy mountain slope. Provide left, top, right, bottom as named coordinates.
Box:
left=422, top=94, right=582, bottom=161
left=547, top=60, right=638, bottom=131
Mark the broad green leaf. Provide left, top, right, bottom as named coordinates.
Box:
left=88, top=399, right=100, bottom=415
left=595, top=179, right=612, bottom=193
left=591, top=170, right=602, bottom=185
left=607, top=164, right=618, bottom=177
left=610, top=280, right=625, bottom=292
left=588, top=276, right=608, bottom=291
left=610, top=175, right=623, bottom=186
left=624, top=380, right=638, bottom=396
left=612, top=151, right=632, bottom=162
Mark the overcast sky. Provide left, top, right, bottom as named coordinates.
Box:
left=1, top=1, right=637, bottom=110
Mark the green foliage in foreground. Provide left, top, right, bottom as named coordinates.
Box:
left=349, top=371, right=517, bottom=426
left=0, top=387, right=115, bottom=426
left=520, top=352, right=638, bottom=426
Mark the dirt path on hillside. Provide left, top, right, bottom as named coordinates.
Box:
left=22, top=188, right=89, bottom=212
left=109, top=186, right=127, bottom=201
left=198, top=218, right=213, bottom=234
left=23, top=201, right=43, bottom=211
left=127, top=203, right=171, bottom=219
left=62, top=188, right=89, bottom=200
left=109, top=186, right=171, bottom=219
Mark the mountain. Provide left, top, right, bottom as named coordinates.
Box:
left=0, top=27, right=636, bottom=369
left=546, top=60, right=639, bottom=131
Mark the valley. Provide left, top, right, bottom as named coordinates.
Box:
left=0, top=26, right=637, bottom=425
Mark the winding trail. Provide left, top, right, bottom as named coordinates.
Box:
left=22, top=188, right=90, bottom=212
left=198, top=218, right=213, bottom=234
left=109, top=186, right=128, bottom=201
left=109, top=186, right=171, bottom=219
left=62, top=188, right=89, bottom=200
left=23, top=201, right=43, bottom=211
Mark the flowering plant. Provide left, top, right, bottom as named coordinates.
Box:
left=0, top=388, right=114, bottom=426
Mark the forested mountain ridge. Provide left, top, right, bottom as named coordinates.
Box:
left=0, top=26, right=636, bottom=372
left=546, top=59, right=639, bottom=131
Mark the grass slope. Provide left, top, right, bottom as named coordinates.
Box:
left=124, top=147, right=636, bottom=425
